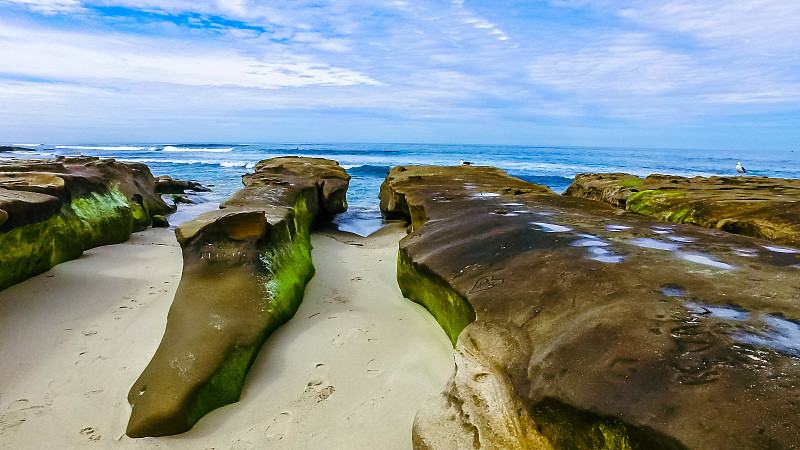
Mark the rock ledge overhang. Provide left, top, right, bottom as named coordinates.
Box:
left=0, top=156, right=170, bottom=291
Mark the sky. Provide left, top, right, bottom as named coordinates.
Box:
left=0, top=0, right=799, bottom=149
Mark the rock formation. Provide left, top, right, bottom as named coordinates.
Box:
left=127, top=157, right=349, bottom=438
left=154, top=175, right=211, bottom=194
left=564, top=173, right=800, bottom=247
left=0, top=146, right=35, bottom=153
left=0, top=156, right=170, bottom=291
left=380, top=165, right=800, bottom=449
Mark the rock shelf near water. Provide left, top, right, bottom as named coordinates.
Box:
left=380, top=165, right=800, bottom=449
left=126, top=156, right=350, bottom=438
left=0, top=156, right=170, bottom=291
left=564, top=173, right=800, bottom=247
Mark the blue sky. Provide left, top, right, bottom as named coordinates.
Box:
left=1, top=0, right=799, bottom=149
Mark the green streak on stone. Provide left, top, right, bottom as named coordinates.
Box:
left=0, top=219, right=57, bottom=291
left=179, top=195, right=317, bottom=433
left=531, top=398, right=687, bottom=450
left=185, top=343, right=257, bottom=429
left=618, top=180, right=643, bottom=187
left=626, top=190, right=685, bottom=217
left=396, top=249, right=475, bottom=347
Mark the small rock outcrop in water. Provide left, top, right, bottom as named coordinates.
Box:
left=0, top=146, right=36, bottom=153
left=154, top=175, right=211, bottom=194
left=380, top=165, right=800, bottom=449
left=127, top=157, right=349, bottom=438
left=0, top=157, right=170, bottom=291
left=564, top=173, right=800, bottom=247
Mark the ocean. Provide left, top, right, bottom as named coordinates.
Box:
left=4, top=143, right=798, bottom=236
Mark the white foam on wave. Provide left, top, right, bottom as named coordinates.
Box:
left=163, top=146, right=234, bottom=153
left=55, top=145, right=147, bottom=151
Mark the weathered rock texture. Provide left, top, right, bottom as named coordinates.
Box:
left=155, top=175, right=211, bottom=194
left=565, top=173, right=800, bottom=247
left=0, top=156, right=169, bottom=291
left=127, top=157, right=349, bottom=438
left=380, top=165, right=800, bottom=449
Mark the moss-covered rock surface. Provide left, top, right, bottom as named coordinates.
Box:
left=126, top=156, right=349, bottom=438
left=381, top=165, right=800, bottom=449
left=0, top=156, right=170, bottom=291
left=564, top=173, right=800, bottom=247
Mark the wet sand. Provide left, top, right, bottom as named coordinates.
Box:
left=0, top=224, right=454, bottom=449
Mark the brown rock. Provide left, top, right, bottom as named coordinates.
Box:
left=381, top=165, right=800, bottom=449
left=0, top=156, right=171, bottom=291
left=154, top=175, right=211, bottom=194
left=126, top=157, right=350, bottom=438
left=0, top=188, right=62, bottom=230
left=564, top=173, right=800, bottom=247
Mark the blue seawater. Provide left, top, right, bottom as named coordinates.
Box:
left=4, top=143, right=798, bottom=236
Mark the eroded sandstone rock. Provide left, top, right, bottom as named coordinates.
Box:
left=155, top=175, right=211, bottom=194
left=0, top=157, right=169, bottom=290
left=126, top=157, right=349, bottom=438
left=564, top=173, right=800, bottom=247
left=381, top=165, right=800, bottom=449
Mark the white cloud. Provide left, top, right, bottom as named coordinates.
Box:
left=0, top=0, right=84, bottom=14
left=0, top=21, right=379, bottom=89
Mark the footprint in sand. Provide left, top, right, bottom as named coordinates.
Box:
left=75, top=352, right=108, bottom=367
left=84, top=389, right=104, bottom=398
left=307, top=363, right=329, bottom=386
left=302, top=364, right=335, bottom=403
left=0, top=399, right=52, bottom=432
left=331, top=328, right=364, bottom=347
left=366, top=359, right=382, bottom=378
left=79, top=426, right=102, bottom=442
left=112, top=305, right=133, bottom=319
left=264, top=411, right=293, bottom=442
left=82, top=328, right=98, bottom=337
left=230, top=439, right=256, bottom=450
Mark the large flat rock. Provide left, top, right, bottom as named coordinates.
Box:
left=380, top=165, right=800, bottom=449
left=127, top=157, right=350, bottom=437
left=564, top=173, right=800, bottom=247
left=0, top=156, right=169, bottom=290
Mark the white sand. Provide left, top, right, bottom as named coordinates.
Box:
left=0, top=224, right=454, bottom=449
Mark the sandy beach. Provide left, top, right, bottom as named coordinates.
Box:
left=0, top=224, right=454, bottom=449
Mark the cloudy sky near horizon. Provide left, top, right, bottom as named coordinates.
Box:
left=1, top=0, right=799, bottom=149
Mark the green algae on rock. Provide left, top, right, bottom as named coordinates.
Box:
left=564, top=173, right=800, bottom=247
left=381, top=165, right=800, bottom=449
left=0, top=157, right=170, bottom=291
left=126, top=157, right=349, bottom=438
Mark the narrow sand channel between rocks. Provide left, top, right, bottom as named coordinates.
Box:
left=0, top=223, right=454, bottom=449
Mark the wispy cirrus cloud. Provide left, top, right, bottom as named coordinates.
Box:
left=0, top=0, right=84, bottom=14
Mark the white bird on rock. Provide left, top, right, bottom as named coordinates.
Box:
left=460, top=158, right=472, bottom=166
left=736, top=161, right=746, bottom=176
